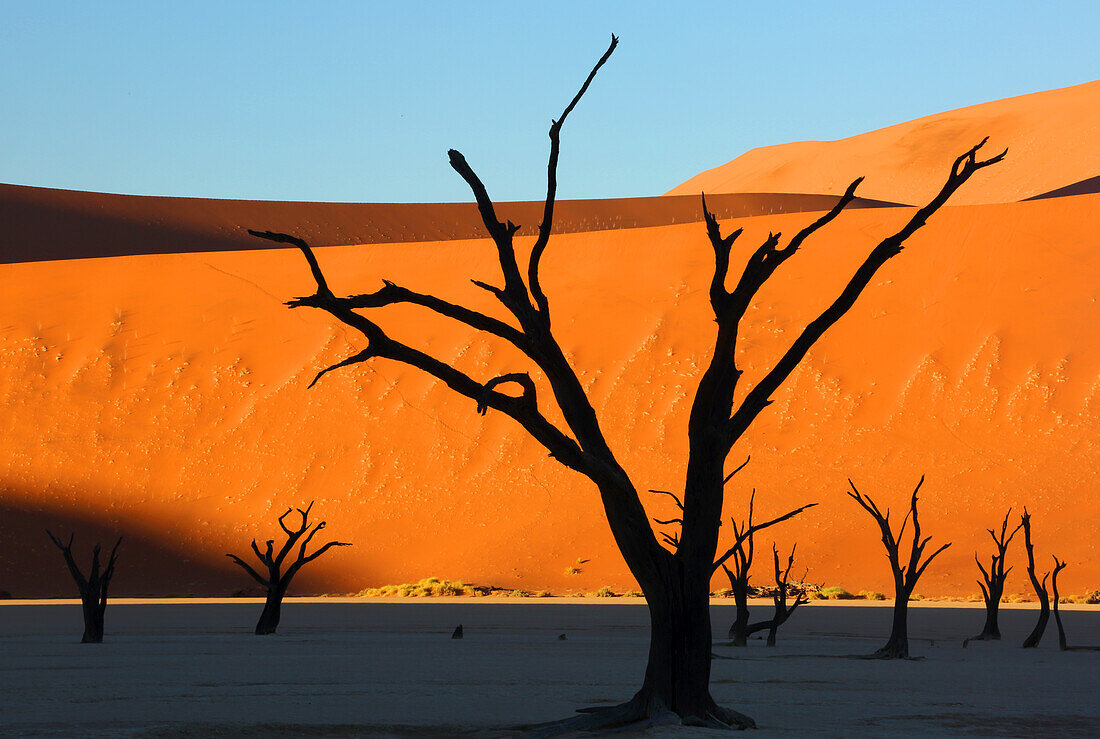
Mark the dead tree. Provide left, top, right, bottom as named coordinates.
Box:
left=1020, top=509, right=1052, bottom=648
left=45, top=530, right=121, bottom=643
left=1050, top=555, right=1068, bottom=651
left=847, top=476, right=950, bottom=659
left=226, top=502, right=350, bottom=635
left=764, top=544, right=808, bottom=647
left=250, top=33, right=1003, bottom=729
left=711, top=487, right=816, bottom=645
left=970, top=509, right=1024, bottom=641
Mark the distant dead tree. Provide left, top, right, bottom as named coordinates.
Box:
left=250, top=32, right=1003, bottom=730
left=226, top=502, right=350, bottom=635
left=763, top=544, right=808, bottom=646
left=649, top=463, right=814, bottom=646
left=1050, top=555, right=1068, bottom=651
left=1046, top=556, right=1100, bottom=652
left=970, top=508, right=1023, bottom=642
left=1020, top=509, right=1052, bottom=648
left=46, top=530, right=121, bottom=643
left=847, top=476, right=950, bottom=659
left=712, top=485, right=816, bottom=645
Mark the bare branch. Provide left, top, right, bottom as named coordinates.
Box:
left=306, top=347, right=378, bottom=389
left=249, top=538, right=268, bottom=566
left=477, top=372, right=538, bottom=415
left=727, top=141, right=1006, bottom=442
left=46, top=529, right=87, bottom=590
left=248, top=230, right=332, bottom=297
left=780, top=177, right=863, bottom=255
left=277, top=507, right=295, bottom=536
left=701, top=193, right=744, bottom=314
left=648, top=489, right=685, bottom=512
left=713, top=501, right=817, bottom=573
left=447, top=149, right=529, bottom=311
left=299, top=539, right=352, bottom=566
left=226, top=554, right=268, bottom=587
left=722, top=456, right=751, bottom=486
left=529, top=34, right=618, bottom=316
left=337, top=280, right=528, bottom=351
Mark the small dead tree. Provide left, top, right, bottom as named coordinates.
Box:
left=226, top=502, right=350, bottom=635
left=46, top=530, right=121, bottom=643
left=764, top=543, right=808, bottom=646
left=713, top=488, right=816, bottom=645
left=1050, top=555, right=1068, bottom=651
left=1020, top=509, right=1052, bottom=648
left=847, top=476, right=950, bottom=659
left=248, top=33, right=1004, bottom=729
left=970, top=508, right=1024, bottom=641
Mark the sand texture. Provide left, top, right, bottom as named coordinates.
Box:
left=1, top=81, right=1097, bottom=599
left=667, top=80, right=1100, bottom=206
left=1, top=193, right=1096, bottom=598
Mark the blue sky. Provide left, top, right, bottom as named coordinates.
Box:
left=1, top=2, right=1096, bottom=202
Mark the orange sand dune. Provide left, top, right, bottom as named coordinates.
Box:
left=0, top=183, right=896, bottom=264
left=667, top=80, right=1100, bottom=206
left=1, top=189, right=1096, bottom=598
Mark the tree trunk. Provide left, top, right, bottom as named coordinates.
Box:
left=728, top=581, right=750, bottom=645
left=80, top=595, right=105, bottom=644
left=874, top=595, right=909, bottom=658
left=1022, top=598, right=1049, bottom=648
left=255, top=588, right=285, bottom=635
left=976, top=588, right=1002, bottom=639
left=630, top=564, right=754, bottom=728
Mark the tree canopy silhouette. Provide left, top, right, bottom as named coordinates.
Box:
left=847, top=476, right=950, bottom=659
left=227, top=502, right=350, bottom=635
left=250, top=35, right=1003, bottom=731
left=969, top=508, right=1023, bottom=642
left=46, top=530, right=121, bottom=643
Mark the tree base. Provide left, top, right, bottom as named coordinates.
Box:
left=962, top=632, right=1000, bottom=648
left=517, top=692, right=755, bottom=736
left=860, top=643, right=916, bottom=660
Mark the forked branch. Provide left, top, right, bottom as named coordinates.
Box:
left=724, top=140, right=1007, bottom=443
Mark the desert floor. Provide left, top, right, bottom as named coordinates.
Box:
left=0, top=599, right=1097, bottom=736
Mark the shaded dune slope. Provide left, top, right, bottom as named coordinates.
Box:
left=1, top=191, right=1096, bottom=597
left=0, top=183, right=898, bottom=264
left=1024, top=175, right=1100, bottom=201
left=667, top=79, right=1100, bottom=206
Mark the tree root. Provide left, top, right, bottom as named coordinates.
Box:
left=515, top=692, right=755, bottom=736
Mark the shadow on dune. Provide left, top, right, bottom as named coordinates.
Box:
left=0, top=182, right=903, bottom=264
left=0, top=489, right=347, bottom=598
left=1023, top=175, right=1100, bottom=201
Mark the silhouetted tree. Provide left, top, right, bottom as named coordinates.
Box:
left=712, top=487, right=816, bottom=645
left=1020, top=509, right=1052, bottom=648
left=847, top=476, right=950, bottom=659
left=226, top=502, right=350, bottom=635
left=763, top=543, right=808, bottom=647
left=46, top=530, right=121, bottom=643
left=250, top=34, right=1003, bottom=730
left=1050, top=555, right=1068, bottom=651
left=970, top=508, right=1023, bottom=641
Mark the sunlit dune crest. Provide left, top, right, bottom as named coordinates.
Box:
left=667, top=80, right=1100, bottom=205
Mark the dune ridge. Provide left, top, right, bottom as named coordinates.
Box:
left=0, top=183, right=898, bottom=264
left=667, top=79, right=1100, bottom=206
